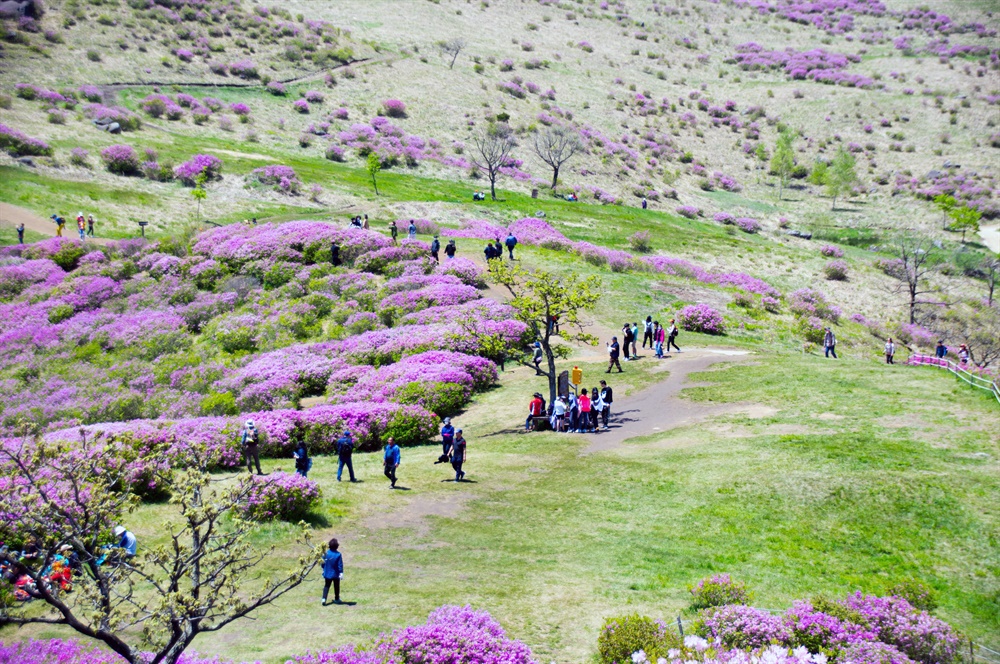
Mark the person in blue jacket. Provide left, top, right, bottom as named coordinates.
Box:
left=504, top=232, right=518, bottom=259
left=335, top=430, right=356, bottom=482
left=437, top=418, right=455, bottom=463
left=113, top=526, right=137, bottom=558
left=383, top=437, right=400, bottom=489
left=321, top=538, right=344, bottom=605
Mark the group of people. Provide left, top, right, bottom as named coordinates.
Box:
left=484, top=233, right=518, bottom=261
left=823, top=331, right=972, bottom=367
left=525, top=381, right=615, bottom=433
left=49, top=212, right=96, bottom=240
left=349, top=214, right=370, bottom=230
left=607, top=318, right=681, bottom=372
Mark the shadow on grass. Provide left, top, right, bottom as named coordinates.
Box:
left=302, top=512, right=333, bottom=528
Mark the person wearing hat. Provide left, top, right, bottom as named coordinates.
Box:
left=606, top=336, right=622, bottom=373
left=526, top=392, right=544, bottom=432
left=76, top=212, right=86, bottom=240
left=532, top=341, right=544, bottom=375
left=113, top=526, right=137, bottom=558
left=438, top=418, right=455, bottom=464
left=335, top=430, right=356, bottom=482
left=451, top=429, right=467, bottom=481
left=241, top=420, right=263, bottom=475
left=321, top=537, right=344, bottom=605
left=383, top=437, right=401, bottom=488
left=430, top=235, right=441, bottom=262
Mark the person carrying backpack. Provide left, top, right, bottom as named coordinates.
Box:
left=241, top=420, right=263, bottom=475
left=505, top=232, right=518, bottom=260
left=667, top=319, right=681, bottom=353
left=444, top=240, right=457, bottom=259
left=642, top=316, right=654, bottom=349
left=430, top=236, right=441, bottom=262
left=336, top=430, right=356, bottom=482
left=484, top=242, right=496, bottom=262
left=293, top=441, right=310, bottom=478
left=532, top=341, right=544, bottom=375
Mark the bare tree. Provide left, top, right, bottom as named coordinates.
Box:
left=0, top=435, right=320, bottom=664
left=983, top=254, right=999, bottom=307
left=471, top=122, right=517, bottom=201
left=942, top=301, right=1000, bottom=368
left=437, top=38, right=466, bottom=69
left=532, top=125, right=583, bottom=189
left=885, top=231, right=942, bottom=324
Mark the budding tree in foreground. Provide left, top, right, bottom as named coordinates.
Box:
left=0, top=434, right=320, bottom=664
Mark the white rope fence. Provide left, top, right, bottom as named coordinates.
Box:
left=908, top=355, right=1000, bottom=406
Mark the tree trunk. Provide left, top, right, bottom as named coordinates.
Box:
left=831, top=194, right=837, bottom=211
left=909, top=285, right=917, bottom=324
left=371, top=174, right=379, bottom=196
left=449, top=52, right=459, bottom=69
left=489, top=172, right=497, bottom=201
left=778, top=177, right=783, bottom=201
left=550, top=166, right=559, bottom=190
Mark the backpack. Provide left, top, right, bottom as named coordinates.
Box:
left=246, top=429, right=259, bottom=446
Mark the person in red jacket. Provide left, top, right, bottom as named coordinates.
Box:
left=525, top=393, right=544, bottom=431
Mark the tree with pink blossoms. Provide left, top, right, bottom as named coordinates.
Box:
left=0, top=433, right=320, bottom=664
left=488, top=261, right=600, bottom=404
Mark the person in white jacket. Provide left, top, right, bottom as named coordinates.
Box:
left=884, top=338, right=896, bottom=364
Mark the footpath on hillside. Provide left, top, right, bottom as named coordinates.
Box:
left=0, top=202, right=113, bottom=245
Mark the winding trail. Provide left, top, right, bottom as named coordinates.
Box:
left=0, top=202, right=114, bottom=245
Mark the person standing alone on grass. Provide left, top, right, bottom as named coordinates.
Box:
left=451, top=429, right=467, bottom=481
left=321, top=538, right=343, bottom=605
left=383, top=437, right=400, bottom=488
left=336, top=430, right=356, bottom=482
left=607, top=336, right=623, bottom=373
left=599, top=380, right=613, bottom=430
left=667, top=319, right=681, bottom=353
left=87, top=215, right=95, bottom=237
left=642, top=316, right=654, bottom=349
left=241, top=420, right=263, bottom=475
left=430, top=235, right=441, bottom=262
left=438, top=418, right=455, bottom=463
left=16, top=223, right=24, bottom=244
left=824, top=327, right=837, bottom=359
left=505, top=232, right=518, bottom=260
left=884, top=338, right=896, bottom=365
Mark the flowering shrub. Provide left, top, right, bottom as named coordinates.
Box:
left=677, top=205, right=702, bottom=219
left=599, top=614, right=679, bottom=663
left=325, top=144, right=346, bottom=161
left=690, top=574, right=752, bottom=609
left=714, top=212, right=736, bottom=225
left=174, top=154, right=223, bottom=185
left=820, top=245, right=844, bottom=258
left=267, top=80, right=287, bottom=96
left=736, top=217, right=761, bottom=234
left=785, top=601, right=876, bottom=652
left=83, top=103, right=142, bottom=131
left=100, top=144, right=140, bottom=176
left=824, top=260, right=849, bottom=281
left=629, top=231, right=653, bottom=253
left=293, top=99, right=310, bottom=114
left=696, top=605, right=790, bottom=649
left=0, top=123, right=53, bottom=157
left=228, top=59, right=258, bottom=79
left=304, top=90, right=324, bottom=103
left=229, top=102, right=251, bottom=116
left=249, top=165, right=302, bottom=194
left=789, top=288, right=840, bottom=322
left=240, top=471, right=320, bottom=521
left=678, top=304, right=726, bottom=335
left=381, top=99, right=407, bottom=117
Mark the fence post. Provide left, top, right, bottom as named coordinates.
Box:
left=677, top=615, right=684, bottom=638
left=970, top=640, right=974, bottom=664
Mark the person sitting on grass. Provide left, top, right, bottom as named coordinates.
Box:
left=113, top=526, right=137, bottom=559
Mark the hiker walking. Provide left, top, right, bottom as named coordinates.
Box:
left=293, top=440, right=310, bottom=478
left=444, top=240, right=457, bottom=259
left=389, top=220, right=398, bottom=245
left=667, top=319, right=681, bottom=353
left=321, top=538, right=344, bottom=605
left=935, top=340, right=947, bottom=359
left=87, top=215, right=95, bottom=237
left=430, top=235, right=441, bottom=262
left=335, top=430, right=356, bottom=482
left=823, top=327, right=837, bottom=359
left=642, top=316, right=654, bottom=349
left=241, top=420, right=263, bottom=475
left=76, top=213, right=86, bottom=240
left=505, top=232, right=518, bottom=259
left=599, top=380, right=613, bottom=430
left=438, top=418, right=455, bottom=463
left=484, top=241, right=496, bottom=262
left=451, top=429, right=467, bottom=481
left=532, top=341, right=544, bottom=375
left=408, top=220, right=417, bottom=240
left=383, top=437, right=401, bottom=488
left=884, top=338, right=896, bottom=365
left=607, top=336, right=623, bottom=373
left=51, top=215, right=63, bottom=237
left=330, top=241, right=341, bottom=267
left=958, top=344, right=970, bottom=365
left=621, top=325, right=632, bottom=361
left=642, top=197, right=648, bottom=210
left=654, top=321, right=665, bottom=358
left=16, top=223, right=24, bottom=244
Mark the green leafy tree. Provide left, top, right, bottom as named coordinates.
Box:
left=826, top=147, right=859, bottom=210
left=0, top=435, right=320, bottom=664
left=191, top=172, right=207, bottom=219
left=933, top=194, right=957, bottom=229
left=488, top=261, right=601, bottom=403
left=808, top=160, right=828, bottom=186
left=366, top=152, right=381, bottom=195
left=948, top=205, right=981, bottom=243
left=769, top=127, right=796, bottom=200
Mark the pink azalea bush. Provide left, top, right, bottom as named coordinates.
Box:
left=824, top=260, right=849, bottom=281
left=100, top=144, right=140, bottom=175
left=678, top=304, right=726, bottom=335
left=174, top=154, right=223, bottom=185
left=240, top=471, right=320, bottom=521
left=820, top=245, right=844, bottom=258
left=250, top=165, right=302, bottom=194
left=381, top=98, right=407, bottom=118
left=0, top=123, right=54, bottom=157
left=677, top=205, right=702, bottom=219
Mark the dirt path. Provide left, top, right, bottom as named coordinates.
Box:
left=979, top=224, right=999, bottom=254
left=0, top=202, right=114, bottom=245
left=582, top=348, right=768, bottom=453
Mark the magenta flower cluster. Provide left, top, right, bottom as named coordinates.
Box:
left=678, top=303, right=726, bottom=335
left=240, top=471, right=320, bottom=521
left=173, top=153, right=224, bottom=185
